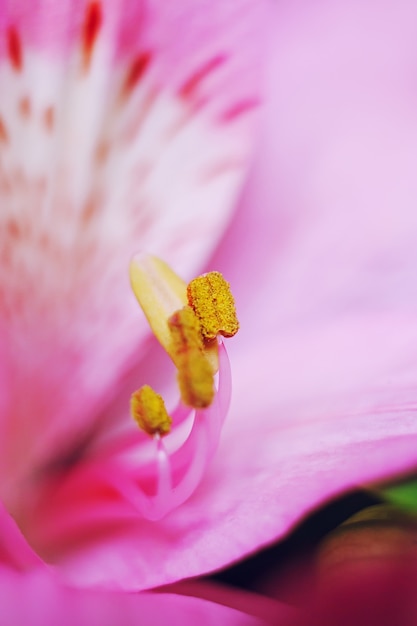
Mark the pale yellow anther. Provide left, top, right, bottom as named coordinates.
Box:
left=130, top=254, right=188, bottom=356
left=168, top=307, right=214, bottom=408
left=187, top=271, right=239, bottom=341
left=131, top=385, right=172, bottom=436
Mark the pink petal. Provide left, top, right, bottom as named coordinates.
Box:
left=206, top=0, right=417, bottom=573
left=0, top=1, right=265, bottom=506
left=31, top=0, right=417, bottom=590
left=0, top=566, right=267, bottom=626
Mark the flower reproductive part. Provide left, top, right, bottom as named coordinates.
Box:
left=125, top=254, right=238, bottom=520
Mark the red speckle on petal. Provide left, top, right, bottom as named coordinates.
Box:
left=179, top=55, right=227, bottom=100
left=220, top=98, right=260, bottom=123
left=6, top=219, right=21, bottom=240
left=95, top=140, right=109, bottom=164
left=7, top=26, right=23, bottom=72
left=43, top=106, right=55, bottom=132
left=0, top=117, right=9, bottom=143
left=18, top=96, right=31, bottom=119
left=81, top=197, right=99, bottom=224
left=82, top=1, right=102, bottom=71
left=121, top=52, right=152, bottom=99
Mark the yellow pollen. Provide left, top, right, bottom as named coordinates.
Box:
left=130, top=385, right=172, bottom=436
left=168, top=307, right=214, bottom=408
left=187, top=271, right=239, bottom=341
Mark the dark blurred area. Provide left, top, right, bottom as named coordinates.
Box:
left=206, top=487, right=417, bottom=625
left=212, top=489, right=381, bottom=602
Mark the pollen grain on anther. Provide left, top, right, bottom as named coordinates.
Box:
left=81, top=1, right=103, bottom=71
left=6, top=26, right=23, bottom=72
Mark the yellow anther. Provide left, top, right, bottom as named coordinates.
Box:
left=168, top=307, right=214, bottom=408
left=130, top=385, right=172, bottom=436
left=169, top=306, right=204, bottom=353
left=187, top=271, right=239, bottom=341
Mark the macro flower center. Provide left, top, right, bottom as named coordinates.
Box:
left=124, top=254, right=238, bottom=520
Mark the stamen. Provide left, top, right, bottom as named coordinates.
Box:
left=130, top=385, right=172, bottom=436
left=107, top=338, right=232, bottom=522
left=168, top=307, right=214, bottom=408
left=187, top=271, right=239, bottom=340
left=123, top=254, right=238, bottom=520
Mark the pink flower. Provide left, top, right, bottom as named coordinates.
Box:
left=2, top=0, right=417, bottom=597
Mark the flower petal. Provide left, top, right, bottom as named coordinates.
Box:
left=0, top=566, right=267, bottom=626
left=0, top=0, right=265, bottom=504
left=34, top=0, right=417, bottom=590
left=203, top=0, right=417, bottom=575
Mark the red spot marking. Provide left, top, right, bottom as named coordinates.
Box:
left=7, top=26, right=23, bottom=72
left=43, top=106, right=55, bottom=132
left=0, top=118, right=8, bottom=143
left=82, top=1, right=102, bottom=71
left=82, top=198, right=99, bottom=224
left=18, top=96, right=31, bottom=119
left=179, top=55, right=227, bottom=100
left=6, top=219, right=21, bottom=239
left=220, top=98, right=260, bottom=123
left=95, top=141, right=109, bottom=164
left=121, top=52, right=152, bottom=99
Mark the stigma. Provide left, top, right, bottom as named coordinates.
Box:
left=124, top=254, right=237, bottom=520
